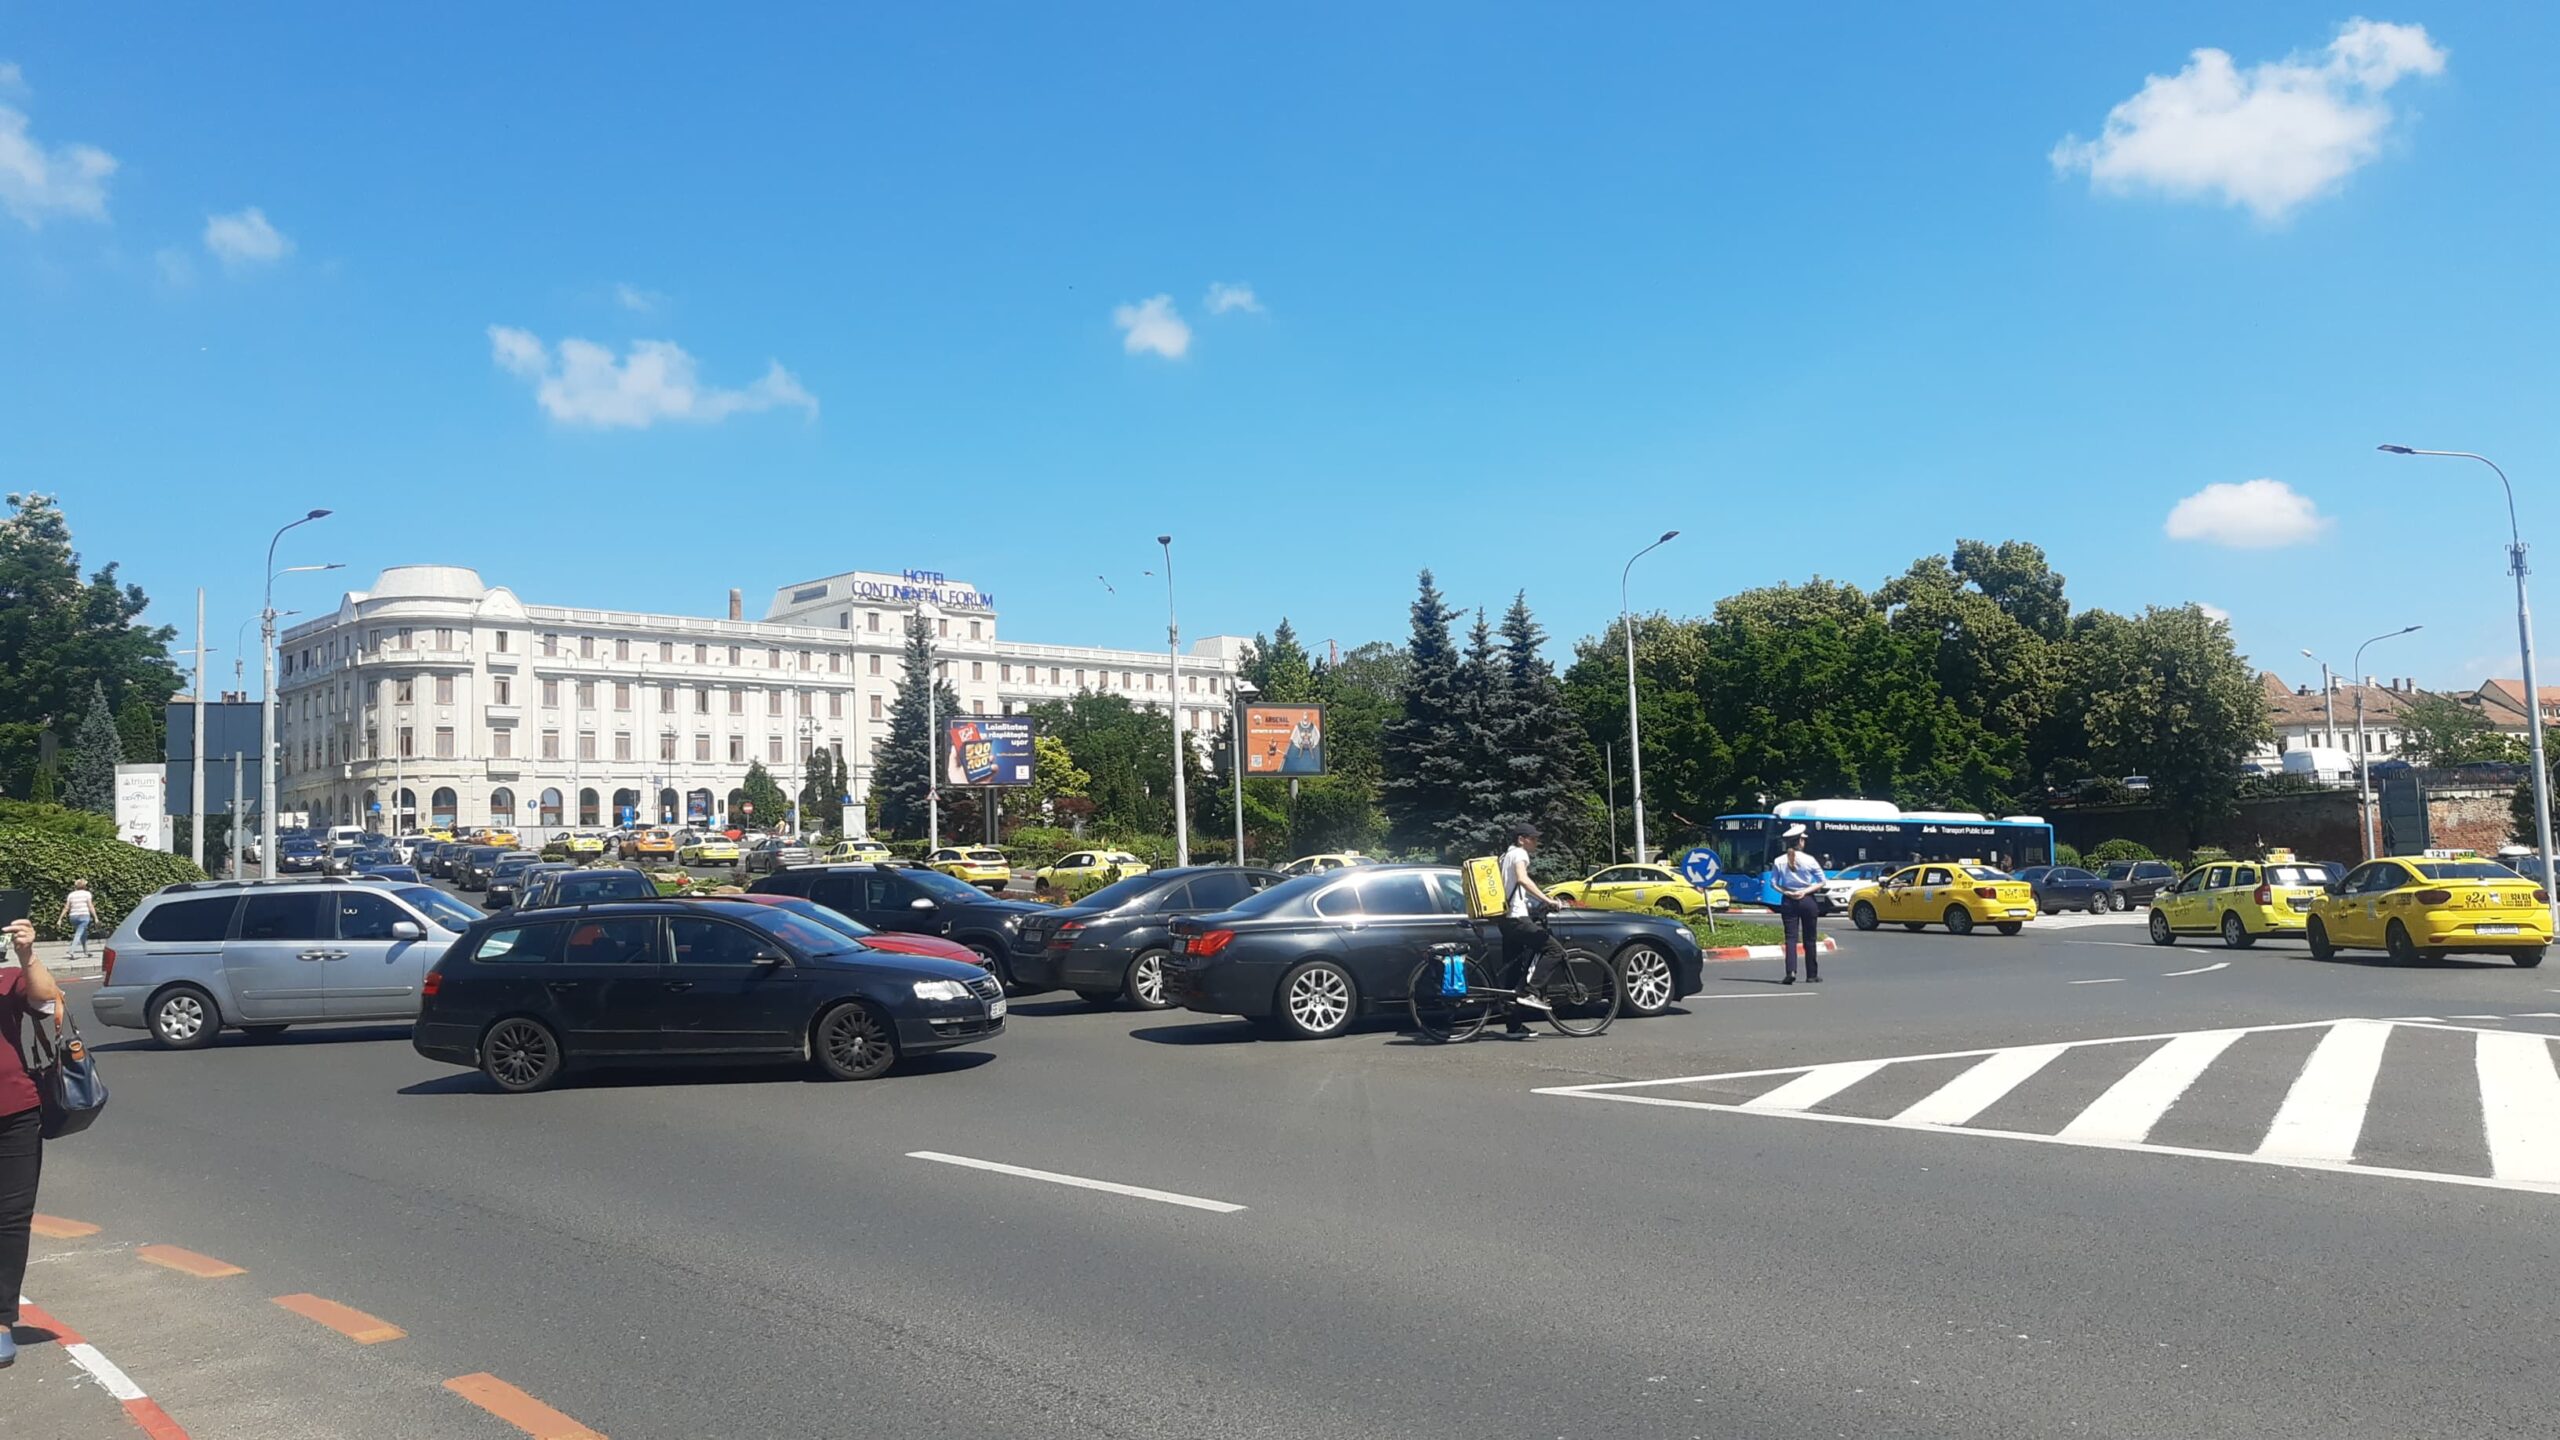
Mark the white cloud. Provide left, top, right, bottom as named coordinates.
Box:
left=2197, top=601, right=2232, bottom=624
left=0, top=67, right=117, bottom=227
left=614, top=282, right=665, bottom=313
left=1112, top=294, right=1191, bottom=359
left=2164, top=478, right=2332, bottom=548
left=487, top=325, right=818, bottom=429
left=1205, top=281, right=1263, bottom=315
left=203, top=207, right=292, bottom=267
left=2051, top=19, right=2447, bottom=221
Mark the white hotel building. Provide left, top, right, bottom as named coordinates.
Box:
left=275, top=565, right=1250, bottom=835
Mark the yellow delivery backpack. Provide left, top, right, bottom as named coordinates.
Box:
left=1461, top=855, right=1509, bottom=920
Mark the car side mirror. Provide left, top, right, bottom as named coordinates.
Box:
left=752, top=951, right=786, bottom=967
left=910, top=897, right=937, bottom=911
left=389, top=921, right=424, bottom=940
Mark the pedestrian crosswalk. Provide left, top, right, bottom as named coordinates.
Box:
left=1537, top=1018, right=2560, bottom=1196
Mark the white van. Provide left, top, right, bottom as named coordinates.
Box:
left=326, top=824, right=370, bottom=849
left=2281, top=748, right=2354, bottom=783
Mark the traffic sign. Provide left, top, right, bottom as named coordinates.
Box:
left=741, top=802, right=755, bottom=815
left=1679, top=847, right=1723, bottom=888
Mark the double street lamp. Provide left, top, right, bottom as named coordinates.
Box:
left=259, top=509, right=335, bottom=878
left=2352, top=625, right=2422, bottom=859
left=2377, top=445, right=2556, bottom=915
left=1621, top=530, right=1679, bottom=863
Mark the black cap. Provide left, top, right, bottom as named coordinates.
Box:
left=1513, top=822, right=1541, bottom=839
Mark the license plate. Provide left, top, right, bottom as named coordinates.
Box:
left=2475, top=924, right=2522, bottom=935
left=989, top=994, right=1008, bottom=1019
left=2007, top=908, right=2034, bottom=917
left=2287, top=897, right=2311, bottom=910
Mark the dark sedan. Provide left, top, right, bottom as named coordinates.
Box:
left=481, top=854, right=552, bottom=910
left=452, top=844, right=508, bottom=890
left=2014, top=864, right=2113, bottom=914
left=277, top=838, right=326, bottom=873
left=2099, top=860, right=2183, bottom=912
left=519, top=865, right=663, bottom=910
left=1161, top=863, right=1707, bottom=1038
left=747, top=863, right=1045, bottom=988
left=413, top=899, right=1004, bottom=1092
left=1012, top=866, right=1287, bottom=1009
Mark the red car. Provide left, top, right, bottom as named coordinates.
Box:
left=720, top=893, right=988, bottom=970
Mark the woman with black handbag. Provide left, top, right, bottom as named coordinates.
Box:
left=2, top=917, right=66, bottom=1369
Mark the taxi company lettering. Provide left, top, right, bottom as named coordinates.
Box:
left=847, top=569, right=993, bottom=609
left=1815, top=820, right=2005, bottom=839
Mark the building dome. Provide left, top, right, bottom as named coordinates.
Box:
left=363, top=565, right=488, bottom=601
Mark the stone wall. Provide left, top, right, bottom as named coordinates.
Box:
left=2053, top=784, right=2519, bottom=863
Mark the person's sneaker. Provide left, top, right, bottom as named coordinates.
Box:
left=1503, top=1025, right=1537, bottom=1040
left=0, top=1328, right=17, bottom=1367
left=1512, top=990, right=1553, bottom=1012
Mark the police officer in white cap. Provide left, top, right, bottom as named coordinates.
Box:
left=1770, top=824, right=1826, bottom=984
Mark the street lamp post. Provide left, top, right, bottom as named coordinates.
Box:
left=259, top=510, right=334, bottom=877
left=1231, top=679, right=1259, bottom=864
left=2379, top=446, right=2557, bottom=917
left=2350, top=626, right=2422, bottom=859
left=2299, top=649, right=2338, bottom=750
left=1159, top=535, right=1190, bottom=867
left=1620, top=530, right=1678, bottom=863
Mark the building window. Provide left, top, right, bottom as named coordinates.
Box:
left=660, top=640, right=674, bottom=663
left=398, top=725, right=414, bottom=758
left=614, top=683, right=632, bottom=710
left=868, top=654, right=882, bottom=676
left=616, top=637, right=631, bottom=661
left=660, top=733, right=678, bottom=762
left=615, top=734, right=633, bottom=761
left=829, top=652, right=842, bottom=673
left=1076, top=669, right=1086, bottom=687
left=768, top=690, right=784, bottom=716
left=727, top=644, right=741, bottom=665
left=493, top=677, right=511, bottom=705
left=368, top=629, right=382, bottom=653
left=578, top=732, right=597, bottom=761
left=769, top=737, right=784, bottom=763
left=828, top=693, right=843, bottom=718
left=1002, top=664, right=1013, bottom=683
left=580, top=635, right=595, bottom=659
left=972, top=661, right=985, bottom=681
left=799, top=648, right=812, bottom=671
left=436, top=675, right=455, bottom=704
left=542, top=679, right=560, bottom=707
left=728, top=736, right=745, bottom=762
left=969, top=620, right=982, bottom=640
left=436, top=627, right=454, bottom=649
left=767, top=647, right=781, bottom=669
left=395, top=678, right=413, bottom=703
left=1123, top=671, right=1133, bottom=688
left=870, top=695, right=883, bottom=719
left=867, top=611, right=880, bottom=632
left=694, top=688, right=709, bottom=713
left=495, top=630, right=510, bottom=653
left=660, top=684, right=675, bottom=709
left=937, top=618, right=949, bottom=638
left=1186, top=675, right=1196, bottom=693
left=694, top=642, right=707, bottom=664
left=694, top=735, right=710, bottom=761
left=798, top=690, right=813, bottom=716
left=434, top=726, right=455, bottom=759
left=541, top=633, right=557, bottom=656
left=1050, top=667, right=1060, bottom=685
left=397, top=627, right=412, bottom=650
left=1145, top=673, right=1154, bottom=691
left=542, top=730, right=560, bottom=760
left=729, top=689, right=745, bottom=715
left=492, top=728, right=513, bottom=759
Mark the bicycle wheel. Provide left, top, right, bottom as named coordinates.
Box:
left=1408, top=957, right=1496, bottom=1043
left=1540, top=948, right=1619, bottom=1037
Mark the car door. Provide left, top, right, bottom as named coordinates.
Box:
left=1913, top=866, right=1956, bottom=923
left=662, top=914, right=805, bottom=1053
left=856, top=870, right=951, bottom=937
left=1345, top=870, right=1477, bottom=1001
left=545, top=915, right=669, bottom=1054
left=225, top=890, right=336, bottom=1021
left=2158, top=867, right=2206, bottom=930
left=326, top=888, right=434, bottom=1019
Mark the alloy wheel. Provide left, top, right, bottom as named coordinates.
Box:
left=1129, top=952, right=1168, bottom=1008
left=483, top=1019, right=558, bottom=1092
left=1287, top=966, right=1352, bottom=1035
left=1620, top=947, right=1675, bottom=1014
left=818, top=1003, right=894, bottom=1079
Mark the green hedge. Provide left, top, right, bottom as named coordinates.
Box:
left=0, top=826, right=208, bottom=940
left=2084, top=838, right=2156, bottom=865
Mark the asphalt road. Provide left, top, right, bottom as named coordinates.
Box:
left=17, top=905, right=2560, bottom=1438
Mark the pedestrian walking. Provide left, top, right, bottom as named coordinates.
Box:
left=58, top=880, right=94, bottom=959
left=3, top=917, right=68, bottom=1368
left=1771, top=825, right=1826, bottom=984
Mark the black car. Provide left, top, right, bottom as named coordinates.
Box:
left=411, top=898, right=1004, bottom=1092
left=481, top=854, right=548, bottom=910
left=409, top=840, right=444, bottom=875
left=1160, top=863, right=1708, bottom=1037
left=1012, top=866, right=1288, bottom=1009
left=519, top=865, right=663, bottom=910
left=747, top=863, right=1045, bottom=986
left=452, top=844, right=508, bottom=890
left=2013, top=864, right=2113, bottom=914
left=2099, top=860, right=2183, bottom=912
left=357, top=863, right=423, bottom=883
left=278, top=837, right=325, bottom=873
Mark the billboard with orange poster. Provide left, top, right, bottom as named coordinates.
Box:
left=1243, top=704, right=1327, bottom=776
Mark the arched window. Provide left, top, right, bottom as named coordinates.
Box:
left=538, top=788, right=564, bottom=826
left=611, top=787, right=640, bottom=826
left=396, top=788, right=416, bottom=830
left=430, top=787, right=459, bottom=828
left=726, top=787, right=747, bottom=819
left=657, top=787, right=679, bottom=824
left=361, top=789, right=378, bottom=826
left=577, top=788, right=601, bottom=826
left=489, top=787, right=516, bottom=823
left=686, top=787, right=714, bottom=822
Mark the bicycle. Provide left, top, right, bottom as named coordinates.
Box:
left=1407, top=936, right=1619, bottom=1042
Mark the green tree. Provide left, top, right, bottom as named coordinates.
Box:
left=874, top=613, right=961, bottom=838
left=795, top=745, right=842, bottom=831
left=1486, top=592, right=1599, bottom=869
left=2396, top=691, right=2526, bottom=767
left=1243, top=619, right=1318, bottom=703
left=1030, top=734, right=1090, bottom=809
left=1952, top=539, right=2070, bottom=643
left=1025, top=691, right=1179, bottom=837
left=64, top=681, right=122, bottom=814
left=2069, top=604, right=2270, bottom=846
left=2510, top=760, right=2558, bottom=851
left=737, top=761, right=790, bottom=831
left=0, top=493, right=181, bottom=797
left=1380, top=571, right=1471, bottom=856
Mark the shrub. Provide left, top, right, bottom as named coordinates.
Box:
left=1002, top=826, right=1082, bottom=871
left=0, top=799, right=118, bottom=841
left=2084, top=838, right=2155, bottom=865
left=2053, top=842, right=2084, bottom=868
left=0, top=826, right=207, bottom=940
left=2187, top=845, right=2233, bottom=866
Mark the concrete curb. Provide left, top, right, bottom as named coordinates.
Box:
left=15, top=1296, right=195, bottom=1439
left=1701, top=937, right=1841, bottom=963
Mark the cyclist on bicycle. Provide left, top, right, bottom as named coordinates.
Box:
left=1498, top=822, right=1564, bottom=1034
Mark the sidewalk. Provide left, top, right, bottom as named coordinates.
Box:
left=17, top=938, right=105, bottom=979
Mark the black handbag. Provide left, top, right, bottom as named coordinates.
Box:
left=26, top=1007, right=107, bottom=1139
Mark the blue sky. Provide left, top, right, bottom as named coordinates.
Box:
left=5, top=4, right=2556, bottom=693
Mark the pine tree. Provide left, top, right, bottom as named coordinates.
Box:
left=875, top=612, right=961, bottom=838
left=1447, top=608, right=1509, bottom=855
left=738, top=761, right=790, bottom=830
left=1491, top=592, right=1597, bottom=867
left=1253, top=619, right=1318, bottom=703
left=64, top=680, right=121, bottom=814
left=1380, top=571, right=1470, bottom=857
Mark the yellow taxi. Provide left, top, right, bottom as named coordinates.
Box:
left=562, top=831, right=606, bottom=858
left=678, top=834, right=742, bottom=867
left=1549, top=863, right=1729, bottom=917
left=1846, top=860, right=2038, bottom=936
left=2147, top=851, right=2329, bottom=948
left=626, top=828, right=679, bottom=862
left=481, top=827, right=520, bottom=849
left=1036, top=849, right=1150, bottom=898
left=2305, top=855, right=2550, bottom=967
left=823, top=837, right=893, bottom=863
left=425, top=827, right=456, bottom=842
left=1279, top=852, right=1375, bottom=877
left=927, top=846, right=1013, bottom=891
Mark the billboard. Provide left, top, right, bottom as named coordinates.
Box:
left=944, top=716, right=1036, bottom=787
left=116, top=763, right=168, bottom=850
left=1243, top=704, right=1327, bottom=776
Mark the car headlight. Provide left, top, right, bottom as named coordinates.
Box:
left=912, top=979, right=972, bottom=1002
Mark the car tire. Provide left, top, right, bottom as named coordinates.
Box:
left=2220, top=913, right=2255, bottom=950
left=1851, top=901, right=1879, bottom=931
left=2148, top=910, right=2176, bottom=945
left=1995, top=922, right=2023, bottom=935
left=480, top=1017, right=563, bottom=1093
left=1901, top=922, right=1924, bottom=932
left=147, top=985, right=220, bottom=1050
left=811, top=1001, right=898, bottom=1081
left=2385, top=920, right=2422, bottom=966
left=2110, top=891, right=2131, bottom=913
left=965, top=940, right=1023, bottom=993
left=1653, top=897, right=1685, bottom=915
left=1616, top=943, right=1678, bottom=1017
left=1943, top=906, right=1975, bottom=936
left=2515, top=947, right=2546, bottom=969
left=2086, top=893, right=2111, bottom=915
left=1124, top=949, right=1175, bottom=1010
left=240, top=1025, right=290, bottom=1041
left=1274, top=959, right=1357, bottom=1039
left=1074, top=989, right=1119, bottom=1006
left=2307, top=916, right=2335, bottom=960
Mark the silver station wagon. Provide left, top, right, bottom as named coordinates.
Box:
left=92, top=878, right=483, bottom=1048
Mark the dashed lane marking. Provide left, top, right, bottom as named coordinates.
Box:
left=2066, top=977, right=2124, bottom=985
left=444, top=1373, right=608, bottom=1440
left=135, top=1245, right=244, bottom=1279
left=908, top=1151, right=1247, bottom=1213
left=272, top=1293, right=407, bottom=1345
left=30, top=1214, right=100, bottom=1239
left=2161, top=960, right=2230, bottom=977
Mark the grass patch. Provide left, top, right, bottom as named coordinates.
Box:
left=1684, top=915, right=1784, bottom=949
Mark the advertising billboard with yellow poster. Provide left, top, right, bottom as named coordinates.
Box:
left=944, top=716, right=1036, bottom=787
left=1243, top=704, right=1327, bottom=776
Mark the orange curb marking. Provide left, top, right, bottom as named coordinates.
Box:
left=31, top=1213, right=101, bottom=1238
left=444, top=1373, right=608, bottom=1440
left=136, top=1244, right=245, bottom=1279
left=126, top=1398, right=193, bottom=1440
left=272, top=1293, right=406, bottom=1345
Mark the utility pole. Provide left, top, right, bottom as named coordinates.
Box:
left=190, top=589, right=208, bottom=869
left=1159, top=535, right=1189, bottom=867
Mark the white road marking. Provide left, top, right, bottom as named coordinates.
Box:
left=2160, top=961, right=2229, bottom=977
left=2068, top=941, right=2172, bottom=950
left=2378, top=1016, right=2444, bottom=1023
left=64, top=1341, right=145, bottom=1401
left=2058, top=1029, right=2244, bottom=1144
left=2474, top=1033, right=2560, bottom=1185
left=2256, top=1020, right=2391, bottom=1164
left=1893, top=1044, right=2066, bottom=1127
left=906, top=1151, right=1245, bottom=1214
left=1689, top=992, right=1818, bottom=1000
left=2514, top=1012, right=2560, bottom=1019
left=2066, top=977, right=2125, bottom=985
left=2449, top=1015, right=2502, bottom=1022
left=1741, top=1060, right=1891, bottom=1112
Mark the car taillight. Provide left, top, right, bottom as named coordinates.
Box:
left=2538, top=889, right=2551, bottom=905
left=100, top=946, right=115, bottom=985
left=1187, top=929, right=1235, bottom=957
left=2254, top=885, right=2272, bottom=905
left=2414, top=889, right=2452, bottom=905
left=1974, top=886, right=1998, bottom=899
left=420, top=970, right=442, bottom=998
left=1049, top=920, right=1085, bottom=951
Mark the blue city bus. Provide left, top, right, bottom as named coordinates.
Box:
left=1708, top=802, right=2057, bottom=909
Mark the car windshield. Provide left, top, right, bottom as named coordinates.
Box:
left=2264, top=865, right=2326, bottom=887
left=282, top=839, right=319, bottom=853
left=2414, top=860, right=2531, bottom=881
left=757, top=896, right=876, bottom=940
left=905, top=868, right=993, bottom=902
left=1225, top=871, right=1337, bottom=917
left=964, top=849, right=1004, bottom=861
left=394, top=886, right=482, bottom=930
left=1961, top=866, right=2010, bottom=880
left=710, top=903, right=858, bottom=955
